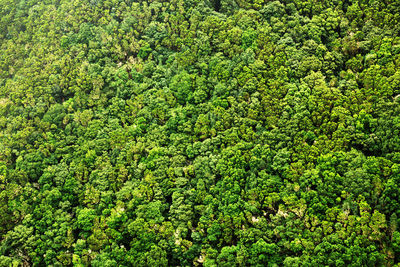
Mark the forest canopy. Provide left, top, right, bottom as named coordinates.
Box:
left=0, top=0, right=400, bottom=266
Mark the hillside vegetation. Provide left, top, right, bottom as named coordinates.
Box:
left=1, top=0, right=400, bottom=265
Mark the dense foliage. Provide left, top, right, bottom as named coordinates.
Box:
left=1, top=0, right=400, bottom=265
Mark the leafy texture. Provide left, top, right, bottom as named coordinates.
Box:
left=0, top=0, right=400, bottom=265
